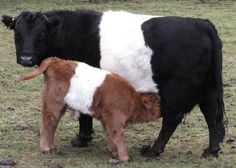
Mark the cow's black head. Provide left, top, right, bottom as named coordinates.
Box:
left=2, top=11, right=59, bottom=67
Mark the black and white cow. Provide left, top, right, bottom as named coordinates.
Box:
left=2, top=9, right=226, bottom=157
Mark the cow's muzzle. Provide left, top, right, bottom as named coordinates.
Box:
left=20, top=55, right=34, bottom=67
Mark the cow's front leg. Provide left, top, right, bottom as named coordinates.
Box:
left=70, top=114, right=93, bottom=147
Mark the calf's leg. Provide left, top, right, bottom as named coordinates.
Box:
left=40, top=90, right=66, bottom=153
left=101, top=122, right=118, bottom=158
left=103, top=115, right=129, bottom=161
left=40, top=105, right=66, bottom=153
left=105, top=122, right=128, bottom=161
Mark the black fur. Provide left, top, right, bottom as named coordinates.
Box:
left=44, top=10, right=102, bottom=67
left=142, top=16, right=226, bottom=157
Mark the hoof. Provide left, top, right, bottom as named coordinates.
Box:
left=108, top=158, right=120, bottom=164
left=41, top=148, right=56, bottom=155
left=201, top=147, right=221, bottom=158
left=0, top=159, right=16, bottom=166
left=70, top=134, right=92, bottom=148
left=140, top=145, right=162, bottom=157
left=119, top=156, right=129, bottom=162
left=110, top=152, right=118, bottom=159
left=108, top=158, right=130, bottom=164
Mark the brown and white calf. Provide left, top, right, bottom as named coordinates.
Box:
left=18, top=57, right=161, bottom=161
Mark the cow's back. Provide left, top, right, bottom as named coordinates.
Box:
left=142, top=17, right=214, bottom=84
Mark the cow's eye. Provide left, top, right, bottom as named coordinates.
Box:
left=37, top=32, right=45, bottom=41
left=15, top=30, right=21, bottom=41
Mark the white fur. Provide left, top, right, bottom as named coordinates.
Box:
left=64, top=62, right=111, bottom=116
left=99, top=11, right=160, bottom=93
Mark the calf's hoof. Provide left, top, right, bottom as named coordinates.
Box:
left=108, top=158, right=130, bottom=164
left=119, top=157, right=129, bottom=162
left=110, top=151, right=118, bottom=158
left=140, top=145, right=163, bottom=157
left=202, top=147, right=221, bottom=158
left=41, top=147, right=56, bottom=155
left=108, top=158, right=120, bottom=164
left=70, top=134, right=92, bottom=147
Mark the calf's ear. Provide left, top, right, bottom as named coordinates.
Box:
left=46, top=16, right=59, bottom=31
left=142, top=95, right=153, bottom=109
left=141, top=94, right=160, bottom=110
left=2, top=15, right=16, bottom=29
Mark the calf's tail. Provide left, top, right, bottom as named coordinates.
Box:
left=17, top=57, right=57, bottom=81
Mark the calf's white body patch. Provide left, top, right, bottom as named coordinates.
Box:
left=99, top=11, right=160, bottom=93
left=64, top=63, right=111, bottom=116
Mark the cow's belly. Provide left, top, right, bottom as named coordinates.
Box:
left=99, top=11, right=158, bottom=93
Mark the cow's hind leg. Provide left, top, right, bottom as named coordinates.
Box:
left=140, top=80, right=196, bottom=157
left=140, top=110, right=183, bottom=157
left=199, top=89, right=225, bottom=158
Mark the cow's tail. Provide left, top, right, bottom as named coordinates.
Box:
left=17, top=57, right=57, bottom=81
left=206, top=20, right=227, bottom=143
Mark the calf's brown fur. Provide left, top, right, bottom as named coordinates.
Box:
left=18, top=57, right=161, bottom=161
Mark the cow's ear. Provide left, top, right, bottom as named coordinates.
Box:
left=2, top=15, right=16, bottom=29
left=46, top=16, right=59, bottom=31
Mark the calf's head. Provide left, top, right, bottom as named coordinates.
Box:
left=2, top=11, right=59, bottom=67
left=141, top=93, right=161, bottom=121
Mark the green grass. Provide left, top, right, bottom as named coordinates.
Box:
left=0, top=0, right=236, bottom=167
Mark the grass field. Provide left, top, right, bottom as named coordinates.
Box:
left=0, top=0, right=235, bottom=167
